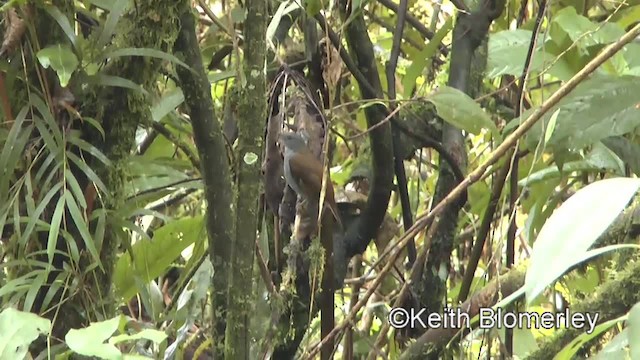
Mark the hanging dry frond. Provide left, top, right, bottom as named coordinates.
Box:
left=0, top=7, right=28, bottom=57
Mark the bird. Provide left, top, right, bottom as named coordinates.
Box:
left=279, top=132, right=341, bottom=226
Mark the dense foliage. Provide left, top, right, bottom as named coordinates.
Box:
left=2, top=0, right=640, bottom=359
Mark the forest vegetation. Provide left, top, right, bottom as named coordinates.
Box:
left=1, top=0, right=640, bottom=359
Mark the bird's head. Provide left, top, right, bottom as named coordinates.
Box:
left=279, top=132, right=308, bottom=152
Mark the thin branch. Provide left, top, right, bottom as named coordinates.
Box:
left=151, top=121, right=201, bottom=170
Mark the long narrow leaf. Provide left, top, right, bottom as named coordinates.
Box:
left=102, top=48, right=193, bottom=72
left=23, top=271, right=47, bottom=312
left=44, top=5, right=77, bottom=49
left=96, top=0, right=130, bottom=50
left=91, top=74, right=148, bottom=95
left=64, top=192, right=101, bottom=267
left=40, top=271, right=70, bottom=311
left=65, top=169, right=87, bottom=210
left=34, top=152, right=59, bottom=184
left=30, top=96, right=63, bottom=146
left=20, top=182, right=63, bottom=247
left=66, top=152, right=107, bottom=192
left=34, top=119, right=60, bottom=156
left=66, top=136, right=111, bottom=166
left=47, top=196, right=66, bottom=265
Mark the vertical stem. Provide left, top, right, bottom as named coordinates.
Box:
left=224, top=0, right=267, bottom=356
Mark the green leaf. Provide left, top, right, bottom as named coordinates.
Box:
left=47, top=196, right=66, bottom=265
left=31, top=96, right=64, bottom=146
left=113, top=216, right=205, bottom=300
left=102, top=48, right=193, bottom=72
left=602, top=136, right=640, bottom=177
left=551, top=7, right=624, bottom=48
left=208, top=70, right=235, bottom=84
left=67, top=151, right=108, bottom=192
left=544, top=108, right=559, bottom=144
left=65, top=191, right=101, bottom=266
left=23, top=271, right=47, bottom=312
left=66, top=316, right=122, bottom=360
left=20, top=182, right=63, bottom=247
left=266, top=1, right=299, bottom=47
left=403, top=17, right=453, bottom=96
left=304, top=0, right=321, bottom=16
left=44, top=5, right=78, bottom=49
left=151, top=89, right=184, bottom=122
left=593, top=328, right=629, bottom=359
left=109, top=328, right=167, bottom=345
left=36, top=45, right=79, bottom=87
left=230, top=6, right=246, bottom=23
left=67, top=136, right=111, bottom=166
left=0, top=308, right=51, bottom=360
left=487, top=29, right=549, bottom=78
left=522, top=75, right=640, bottom=152
left=91, top=74, right=148, bottom=95
left=525, top=178, right=640, bottom=304
left=65, top=169, right=87, bottom=210
left=426, top=86, right=499, bottom=138
left=96, top=0, right=130, bottom=50
left=557, top=315, right=626, bottom=359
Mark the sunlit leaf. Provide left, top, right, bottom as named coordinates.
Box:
left=0, top=308, right=51, bottom=359
left=36, top=45, right=79, bottom=87
left=66, top=316, right=122, bottom=360
left=525, top=178, right=640, bottom=304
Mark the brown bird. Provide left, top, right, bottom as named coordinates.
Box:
left=280, top=132, right=341, bottom=226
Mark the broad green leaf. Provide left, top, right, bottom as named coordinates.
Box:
left=525, top=177, right=640, bottom=304
left=403, top=17, right=453, bottom=96
left=36, top=45, right=79, bottom=87
left=522, top=75, right=640, bottom=152
left=487, top=29, right=549, bottom=78
left=0, top=308, right=50, bottom=360
left=113, top=216, right=205, bottom=300
left=629, top=303, right=640, bottom=360
left=426, top=86, right=499, bottom=138
left=551, top=7, right=624, bottom=48
left=66, top=316, right=122, bottom=360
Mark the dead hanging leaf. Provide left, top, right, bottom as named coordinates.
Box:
left=288, top=94, right=325, bottom=157
left=263, top=111, right=285, bottom=214
left=320, top=38, right=342, bottom=92
left=294, top=199, right=317, bottom=241
left=0, top=7, right=28, bottom=57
